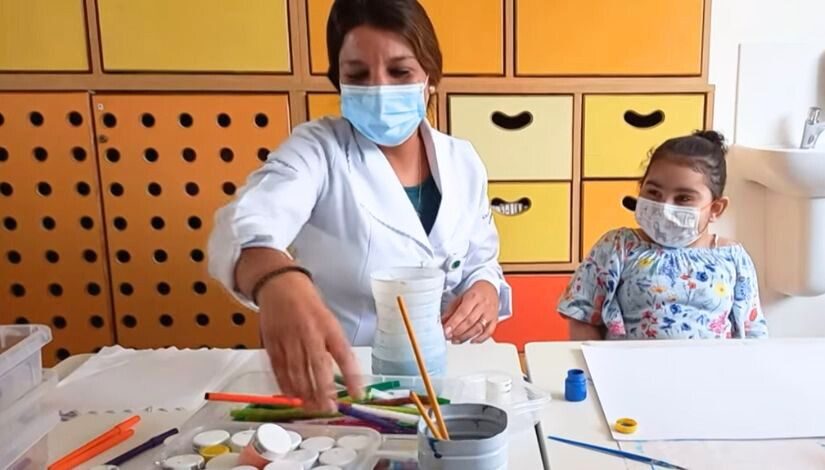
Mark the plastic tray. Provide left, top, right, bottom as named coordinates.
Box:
left=0, top=370, right=59, bottom=470
left=0, top=325, right=52, bottom=411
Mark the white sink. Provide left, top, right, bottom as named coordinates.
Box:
left=731, top=145, right=825, bottom=197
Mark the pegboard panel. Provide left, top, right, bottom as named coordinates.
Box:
left=0, top=93, right=113, bottom=365
left=92, top=94, right=291, bottom=349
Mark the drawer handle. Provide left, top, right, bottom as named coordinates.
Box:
left=491, top=197, right=532, bottom=216
left=491, top=111, right=533, bottom=131
left=623, top=110, right=665, bottom=129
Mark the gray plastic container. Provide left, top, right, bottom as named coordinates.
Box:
left=0, top=325, right=52, bottom=410
left=417, top=404, right=508, bottom=470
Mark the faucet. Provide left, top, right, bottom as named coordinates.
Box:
left=800, top=107, right=825, bottom=149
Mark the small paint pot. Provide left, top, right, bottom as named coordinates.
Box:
left=417, top=404, right=508, bottom=470
left=285, top=448, right=320, bottom=469
left=193, top=430, right=231, bottom=452
left=318, top=448, right=357, bottom=468
left=161, top=454, right=206, bottom=470
left=229, top=430, right=255, bottom=452
left=205, top=453, right=240, bottom=469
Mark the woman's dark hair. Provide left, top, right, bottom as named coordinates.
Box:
left=642, top=130, right=728, bottom=199
left=326, top=0, right=443, bottom=91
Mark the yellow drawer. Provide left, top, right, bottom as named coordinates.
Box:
left=489, top=183, right=571, bottom=263
left=581, top=180, right=638, bottom=257
left=583, top=94, right=706, bottom=178
left=516, top=0, right=704, bottom=76
left=308, top=0, right=503, bottom=75
left=307, top=93, right=438, bottom=127
left=97, top=0, right=290, bottom=72
left=0, top=0, right=88, bottom=71
left=449, top=95, right=573, bottom=181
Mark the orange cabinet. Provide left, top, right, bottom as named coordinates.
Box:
left=308, top=0, right=504, bottom=76
left=516, top=0, right=705, bottom=76
left=493, top=275, right=571, bottom=351
left=581, top=180, right=638, bottom=257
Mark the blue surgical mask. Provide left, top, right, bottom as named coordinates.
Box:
left=340, top=81, right=427, bottom=147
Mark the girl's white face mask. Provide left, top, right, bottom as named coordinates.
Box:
left=634, top=197, right=703, bottom=248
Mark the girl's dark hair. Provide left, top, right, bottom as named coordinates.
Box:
left=326, top=0, right=443, bottom=91
left=642, top=130, right=728, bottom=199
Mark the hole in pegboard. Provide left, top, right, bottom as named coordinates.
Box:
left=41, top=216, right=56, bottom=231
left=232, top=312, right=246, bottom=326
left=45, top=250, right=59, bottom=263
left=185, top=182, right=199, bottom=196
left=0, top=182, right=11, bottom=196
left=10, top=283, right=26, bottom=297
left=72, top=147, right=87, bottom=162
left=4, top=217, right=18, bottom=231
left=153, top=249, right=168, bottom=263
left=56, top=348, right=70, bottom=361
left=113, top=217, right=128, bottom=231
left=87, top=282, right=101, bottom=296
left=37, top=182, right=52, bottom=196
left=222, top=182, right=236, bottom=196
left=151, top=216, right=165, bottom=230
left=110, top=182, right=125, bottom=197
left=92, top=347, right=102, bottom=353
left=234, top=344, right=248, bottom=350
left=141, top=113, right=156, bottom=128
left=76, top=181, right=92, bottom=196
left=48, top=283, right=63, bottom=297
left=90, top=315, right=105, bottom=328
left=52, top=315, right=67, bottom=329
left=102, top=113, right=117, bottom=128
left=147, top=182, right=162, bottom=196
left=14, top=317, right=29, bottom=324
left=195, top=313, right=210, bottom=326
left=83, top=249, right=98, bottom=263
left=255, top=113, right=269, bottom=128
left=156, top=282, right=171, bottom=296
left=217, top=113, right=232, bottom=128
left=7, top=250, right=22, bottom=264
left=80, top=216, right=94, bottom=230
left=257, top=148, right=269, bottom=162
left=190, top=249, right=204, bottom=263
left=220, top=148, right=234, bottom=162
left=144, top=148, right=159, bottom=163
left=29, top=111, right=45, bottom=127
left=179, top=113, right=194, bottom=128
left=122, top=315, right=137, bottom=328
left=116, top=250, right=131, bottom=263
left=187, top=216, right=202, bottom=230
left=182, top=147, right=197, bottom=163
left=0, top=113, right=4, bottom=126
left=105, top=148, right=121, bottom=163
left=159, top=314, right=174, bottom=327
left=120, top=283, right=134, bottom=296
left=67, top=111, right=84, bottom=127
left=33, top=147, right=48, bottom=162
left=193, top=281, right=207, bottom=295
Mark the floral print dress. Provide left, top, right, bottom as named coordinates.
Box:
left=559, top=228, right=768, bottom=339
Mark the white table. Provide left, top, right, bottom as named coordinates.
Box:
left=50, top=343, right=544, bottom=469
left=525, top=340, right=825, bottom=470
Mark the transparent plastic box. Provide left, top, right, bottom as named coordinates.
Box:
left=1, top=370, right=59, bottom=470
left=0, top=325, right=52, bottom=411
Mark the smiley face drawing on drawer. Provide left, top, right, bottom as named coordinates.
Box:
left=449, top=95, right=573, bottom=181
left=583, top=94, right=706, bottom=178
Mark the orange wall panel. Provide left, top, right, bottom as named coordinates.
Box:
left=493, top=275, right=571, bottom=351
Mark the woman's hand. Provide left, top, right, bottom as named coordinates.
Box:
left=257, top=273, right=363, bottom=412
left=442, top=281, right=499, bottom=344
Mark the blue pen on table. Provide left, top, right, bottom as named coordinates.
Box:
left=104, top=427, right=179, bottom=466
left=547, top=435, right=688, bottom=470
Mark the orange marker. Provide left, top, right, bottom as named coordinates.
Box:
left=205, top=392, right=303, bottom=408
left=49, top=415, right=139, bottom=470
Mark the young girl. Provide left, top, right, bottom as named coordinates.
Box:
left=559, top=130, right=769, bottom=340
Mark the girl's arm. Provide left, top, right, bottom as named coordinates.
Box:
left=731, top=248, right=769, bottom=338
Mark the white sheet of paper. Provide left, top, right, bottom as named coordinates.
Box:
left=582, top=340, right=825, bottom=441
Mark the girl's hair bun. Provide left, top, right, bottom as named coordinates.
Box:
left=692, top=129, right=726, bottom=148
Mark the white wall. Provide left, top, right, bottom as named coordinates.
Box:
left=709, top=0, right=825, bottom=336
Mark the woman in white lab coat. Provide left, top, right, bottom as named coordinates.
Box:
left=208, top=0, right=511, bottom=410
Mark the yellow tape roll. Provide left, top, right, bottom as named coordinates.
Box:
left=614, top=418, right=638, bottom=434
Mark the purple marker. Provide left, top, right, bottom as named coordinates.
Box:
left=105, top=427, right=179, bottom=466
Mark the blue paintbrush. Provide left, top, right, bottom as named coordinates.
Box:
left=547, top=435, right=688, bottom=470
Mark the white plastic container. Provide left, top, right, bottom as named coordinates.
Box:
left=0, top=370, right=59, bottom=469
left=0, top=325, right=52, bottom=410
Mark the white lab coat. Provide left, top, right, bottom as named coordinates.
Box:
left=208, top=117, right=512, bottom=346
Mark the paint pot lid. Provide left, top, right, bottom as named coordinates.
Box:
left=205, top=452, right=240, bottom=469
left=230, top=430, right=255, bottom=450
left=262, top=461, right=303, bottom=470
left=319, top=448, right=357, bottom=466
left=285, top=448, right=319, bottom=467
left=193, top=430, right=230, bottom=450
left=299, top=435, right=335, bottom=452
left=200, top=444, right=230, bottom=460
left=161, top=454, right=206, bottom=470
left=256, top=423, right=292, bottom=460
left=486, top=374, right=513, bottom=392
left=336, top=434, right=371, bottom=451
left=286, top=430, right=302, bottom=450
